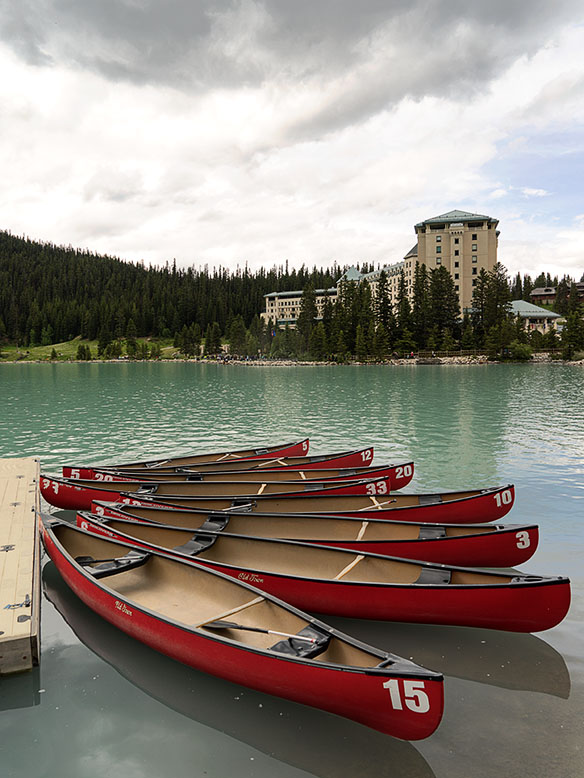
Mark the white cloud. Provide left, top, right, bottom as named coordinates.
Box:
left=0, top=16, right=583, bottom=279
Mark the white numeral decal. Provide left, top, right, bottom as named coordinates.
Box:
left=361, top=449, right=372, bottom=462
left=366, top=481, right=388, bottom=495
left=95, top=505, right=105, bottom=515
left=383, top=679, right=430, bottom=713
left=95, top=473, right=113, bottom=482
left=395, top=464, right=413, bottom=479
left=302, top=441, right=308, bottom=452
left=516, top=530, right=530, bottom=549
left=71, top=469, right=80, bottom=479
left=494, top=489, right=513, bottom=507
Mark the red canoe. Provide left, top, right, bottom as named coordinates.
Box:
left=40, top=474, right=394, bottom=512
left=63, top=447, right=376, bottom=479
left=68, top=462, right=415, bottom=491
left=62, top=439, right=310, bottom=478
left=76, top=511, right=570, bottom=632
left=90, top=500, right=538, bottom=567
left=40, top=515, right=444, bottom=740
left=41, top=474, right=515, bottom=523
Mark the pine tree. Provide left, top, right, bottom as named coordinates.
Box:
left=395, top=270, right=412, bottom=338
left=374, top=324, right=389, bottom=361
left=555, top=278, right=570, bottom=315
left=308, top=322, right=327, bottom=360
left=428, top=266, right=460, bottom=339
left=296, top=284, right=318, bottom=349
left=411, top=262, right=431, bottom=348
left=229, top=315, right=247, bottom=356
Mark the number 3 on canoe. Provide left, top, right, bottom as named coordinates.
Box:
left=516, top=530, right=530, bottom=549
left=383, top=679, right=430, bottom=713
left=493, top=489, right=513, bottom=507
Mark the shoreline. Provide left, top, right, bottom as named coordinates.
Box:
left=1, top=353, right=581, bottom=366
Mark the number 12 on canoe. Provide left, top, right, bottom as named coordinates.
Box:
left=383, top=679, right=430, bottom=713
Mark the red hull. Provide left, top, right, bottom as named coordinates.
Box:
left=84, top=484, right=517, bottom=525
left=62, top=444, right=377, bottom=480
left=90, top=501, right=538, bottom=568
left=40, top=474, right=394, bottom=512
left=41, top=521, right=443, bottom=740
left=78, top=515, right=569, bottom=633
left=68, top=462, right=415, bottom=492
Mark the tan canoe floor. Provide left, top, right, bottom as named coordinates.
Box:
left=95, top=503, right=499, bottom=542
left=93, top=519, right=514, bottom=587
left=0, top=458, right=41, bottom=674
left=91, top=465, right=386, bottom=483
left=55, top=525, right=380, bottom=668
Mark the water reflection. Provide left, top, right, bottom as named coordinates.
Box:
left=0, top=667, right=41, bottom=711
left=324, top=617, right=570, bottom=699
left=42, top=563, right=436, bottom=778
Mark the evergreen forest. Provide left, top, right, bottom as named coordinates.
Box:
left=1, top=230, right=583, bottom=362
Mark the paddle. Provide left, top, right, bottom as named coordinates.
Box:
left=204, top=620, right=318, bottom=643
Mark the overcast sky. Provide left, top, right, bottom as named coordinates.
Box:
left=1, top=1, right=583, bottom=279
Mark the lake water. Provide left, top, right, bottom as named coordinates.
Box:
left=0, top=362, right=583, bottom=778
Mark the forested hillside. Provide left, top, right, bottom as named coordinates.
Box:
left=0, top=231, right=339, bottom=345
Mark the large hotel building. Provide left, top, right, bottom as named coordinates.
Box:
left=262, top=210, right=499, bottom=328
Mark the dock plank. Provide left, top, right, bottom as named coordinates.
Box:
left=0, top=458, right=41, bottom=674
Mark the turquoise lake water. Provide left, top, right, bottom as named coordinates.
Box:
left=0, top=363, right=583, bottom=777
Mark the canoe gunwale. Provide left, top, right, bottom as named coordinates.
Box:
left=76, top=512, right=565, bottom=592
left=42, top=515, right=441, bottom=679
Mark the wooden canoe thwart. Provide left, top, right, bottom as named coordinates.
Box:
left=40, top=475, right=516, bottom=523
left=62, top=439, right=310, bottom=478
left=63, top=447, right=376, bottom=479
left=67, top=462, right=415, bottom=491
left=40, top=516, right=444, bottom=741
left=76, top=512, right=570, bottom=633
left=90, top=500, right=539, bottom=568
left=40, top=474, right=395, bottom=511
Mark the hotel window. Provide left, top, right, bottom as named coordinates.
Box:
left=472, top=233, right=477, bottom=240
left=472, top=244, right=477, bottom=251
left=454, top=261, right=459, bottom=268
left=472, top=279, right=477, bottom=286
left=454, top=238, right=459, bottom=244
left=454, top=273, right=459, bottom=279
left=436, top=246, right=441, bottom=253
left=455, top=285, right=459, bottom=292
left=436, top=257, right=441, bottom=264
left=472, top=267, right=477, bottom=275
left=454, top=249, right=459, bottom=256
left=436, top=236, right=441, bottom=242
left=472, top=255, right=477, bottom=263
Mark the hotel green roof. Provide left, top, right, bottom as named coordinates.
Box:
left=415, top=210, right=498, bottom=227
left=511, top=300, right=560, bottom=318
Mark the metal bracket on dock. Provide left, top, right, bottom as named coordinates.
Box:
left=3, top=594, right=31, bottom=610
left=0, top=545, right=15, bottom=553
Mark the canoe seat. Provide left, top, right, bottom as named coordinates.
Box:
left=194, top=512, right=230, bottom=532
left=184, top=472, right=203, bottom=481
left=418, top=494, right=442, bottom=506
left=418, top=525, right=447, bottom=539
left=269, top=624, right=331, bottom=659
left=75, top=549, right=150, bottom=579
left=173, top=532, right=218, bottom=557
left=415, top=566, right=452, bottom=585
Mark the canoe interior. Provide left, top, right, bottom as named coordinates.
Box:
left=97, top=466, right=384, bottom=483
left=94, top=504, right=500, bottom=542
left=90, top=518, right=515, bottom=587
left=53, top=525, right=384, bottom=668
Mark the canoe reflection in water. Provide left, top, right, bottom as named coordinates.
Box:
left=42, top=563, right=437, bottom=778
left=325, top=616, right=570, bottom=699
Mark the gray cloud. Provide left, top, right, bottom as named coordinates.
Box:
left=1, top=1, right=580, bottom=101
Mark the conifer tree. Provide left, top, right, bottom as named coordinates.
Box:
left=411, top=262, right=431, bottom=348
left=296, top=284, right=318, bottom=349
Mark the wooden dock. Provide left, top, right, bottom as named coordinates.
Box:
left=0, top=458, right=41, bottom=674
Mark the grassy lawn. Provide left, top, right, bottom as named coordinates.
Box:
left=0, top=337, right=178, bottom=361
